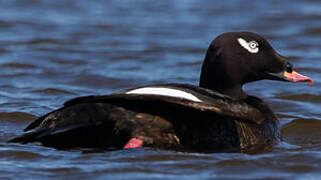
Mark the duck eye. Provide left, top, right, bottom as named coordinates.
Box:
left=249, top=41, right=258, bottom=49
left=237, top=38, right=259, bottom=54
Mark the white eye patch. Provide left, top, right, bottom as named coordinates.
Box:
left=237, top=38, right=259, bottom=53
left=126, top=87, right=202, bottom=102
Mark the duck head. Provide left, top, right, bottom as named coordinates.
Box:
left=200, top=32, right=313, bottom=99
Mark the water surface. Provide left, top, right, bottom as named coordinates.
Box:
left=1, top=0, right=321, bottom=179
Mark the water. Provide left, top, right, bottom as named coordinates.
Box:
left=1, top=0, right=321, bottom=179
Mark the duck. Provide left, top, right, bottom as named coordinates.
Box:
left=8, top=32, right=313, bottom=153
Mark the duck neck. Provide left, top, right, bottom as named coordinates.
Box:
left=216, top=85, right=247, bottom=99
left=199, top=73, right=248, bottom=99
left=200, top=82, right=247, bottom=99
left=199, top=45, right=248, bottom=100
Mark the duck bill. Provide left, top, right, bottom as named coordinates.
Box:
left=265, top=71, right=313, bottom=85
left=284, top=71, right=313, bottom=84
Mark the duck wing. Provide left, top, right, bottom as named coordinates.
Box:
left=24, top=84, right=264, bottom=132
left=67, top=96, right=264, bottom=124
left=9, top=84, right=265, bottom=146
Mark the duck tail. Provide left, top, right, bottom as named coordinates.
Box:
left=7, top=131, right=41, bottom=144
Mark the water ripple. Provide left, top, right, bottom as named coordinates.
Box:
left=0, top=0, right=321, bottom=179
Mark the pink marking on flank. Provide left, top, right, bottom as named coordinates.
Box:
left=123, top=138, right=143, bottom=149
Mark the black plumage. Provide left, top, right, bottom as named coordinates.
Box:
left=9, top=32, right=312, bottom=153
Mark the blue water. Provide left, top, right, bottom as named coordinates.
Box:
left=1, top=0, right=321, bottom=179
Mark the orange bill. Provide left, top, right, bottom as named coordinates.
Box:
left=284, top=71, right=313, bottom=85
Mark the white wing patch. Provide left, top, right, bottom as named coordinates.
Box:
left=126, top=87, right=202, bottom=102
left=237, top=38, right=259, bottom=53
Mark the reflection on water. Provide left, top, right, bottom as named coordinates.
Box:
left=0, top=0, right=321, bottom=179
